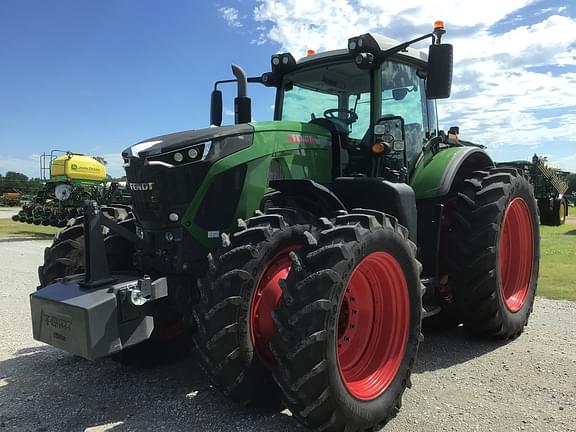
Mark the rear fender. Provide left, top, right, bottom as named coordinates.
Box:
left=410, top=147, right=494, bottom=199
left=411, top=146, right=493, bottom=278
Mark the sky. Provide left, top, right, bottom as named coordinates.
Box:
left=1, top=0, right=575, bottom=178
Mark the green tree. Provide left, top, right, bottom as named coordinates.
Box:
left=1, top=171, right=28, bottom=193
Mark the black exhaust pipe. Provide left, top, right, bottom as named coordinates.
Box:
left=231, top=64, right=251, bottom=124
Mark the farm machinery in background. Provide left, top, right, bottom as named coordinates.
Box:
left=12, top=150, right=130, bottom=227
left=497, top=155, right=570, bottom=226
left=30, top=23, right=541, bottom=432
left=1, top=191, right=22, bottom=206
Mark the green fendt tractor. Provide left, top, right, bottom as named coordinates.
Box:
left=497, top=154, right=569, bottom=226
left=31, top=23, right=540, bottom=431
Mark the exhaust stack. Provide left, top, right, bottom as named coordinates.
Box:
left=231, top=64, right=251, bottom=124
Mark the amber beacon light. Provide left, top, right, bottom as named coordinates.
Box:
left=434, top=20, right=445, bottom=30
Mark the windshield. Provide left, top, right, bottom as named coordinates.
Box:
left=281, top=61, right=371, bottom=137
left=279, top=59, right=427, bottom=170
left=282, top=86, right=338, bottom=122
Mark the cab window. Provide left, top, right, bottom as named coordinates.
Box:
left=381, top=61, right=427, bottom=166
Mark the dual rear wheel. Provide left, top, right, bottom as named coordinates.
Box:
left=446, top=168, right=540, bottom=338
left=194, top=209, right=422, bottom=431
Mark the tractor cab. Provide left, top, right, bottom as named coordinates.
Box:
left=271, top=31, right=450, bottom=183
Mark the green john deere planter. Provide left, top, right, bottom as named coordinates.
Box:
left=497, top=154, right=569, bottom=226
left=31, top=22, right=540, bottom=431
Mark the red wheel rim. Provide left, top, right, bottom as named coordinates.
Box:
left=336, top=252, right=410, bottom=401
left=250, top=245, right=300, bottom=367
left=499, top=197, right=534, bottom=312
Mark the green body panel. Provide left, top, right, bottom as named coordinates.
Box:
left=410, top=147, right=493, bottom=200
left=181, top=121, right=332, bottom=248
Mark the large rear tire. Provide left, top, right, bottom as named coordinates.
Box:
left=447, top=168, right=540, bottom=338
left=271, top=210, right=422, bottom=431
left=192, top=209, right=318, bottom=408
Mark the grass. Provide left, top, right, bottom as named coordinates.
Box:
left=538, top=221, right=576, bottom=301
left=0, top=219, right=59, bottom=240
left=0, top=212, right=574, bottom=301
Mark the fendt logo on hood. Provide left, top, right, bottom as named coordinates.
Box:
left=129, top=182, right=155, bottom=191
left=288, top=135, right=318, bottom=145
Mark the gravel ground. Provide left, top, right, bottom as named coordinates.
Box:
left=0, top=239, right=575, bottom=432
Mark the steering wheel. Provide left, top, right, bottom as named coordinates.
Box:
left=323, top=108, right=358, bottom=125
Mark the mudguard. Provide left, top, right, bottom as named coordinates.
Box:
left=332, top=177, right=417, bottom=242
left=410, top=147, right=494, bottom=199
left=267, top=179, right=347, bottom=217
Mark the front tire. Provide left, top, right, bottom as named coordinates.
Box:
left=447, top=168, right=540, bottom=338
left=192, top=209, right=317, bottom=408
left=271, top=210, right=422, bottom=431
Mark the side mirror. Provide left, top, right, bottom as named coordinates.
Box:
left=210, top=90, right=223, bottom=126
left=426, top=44, right=453, bottom=99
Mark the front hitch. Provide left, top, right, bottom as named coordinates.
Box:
left=30, top=274, right=168, bottom=360
left=30, top=201, right=166, bottom=360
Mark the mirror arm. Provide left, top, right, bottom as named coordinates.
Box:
left=213, top=76, right=264, bottom=91
left=375, top=32, right=434, bottom=63
left=373, top=26, right=446, bottom=64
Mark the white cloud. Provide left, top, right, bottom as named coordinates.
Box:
left=253, top=0, right=536, bottom=55
left=250, top=0, right=576, bottom=170
left=219, top=6, right=243, bottom=28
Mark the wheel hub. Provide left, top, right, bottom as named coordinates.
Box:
left=250, top=246, right=299, bottom=367
left=499, top=197, right=534, bottom=312
left=336, top=252, right=410, bottom=401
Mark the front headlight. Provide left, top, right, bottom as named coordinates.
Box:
left=203, top=135, right=252, bottom=161
left=145, top=134, right=253, bottom=167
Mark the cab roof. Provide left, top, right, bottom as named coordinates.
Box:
left=296, top=33, right=429, bottom=65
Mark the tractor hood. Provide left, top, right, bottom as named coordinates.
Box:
left=122, top=124, right=254, bottom=159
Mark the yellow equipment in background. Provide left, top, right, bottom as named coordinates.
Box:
left=50, top=154, right=107, bottom=183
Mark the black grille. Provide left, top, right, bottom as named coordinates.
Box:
left=195, top=164, right=247, bottom=230
left=125, top=159, right=211, bottom=228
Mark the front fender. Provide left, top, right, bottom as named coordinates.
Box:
left=410, top=147, right=494, bottom=199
